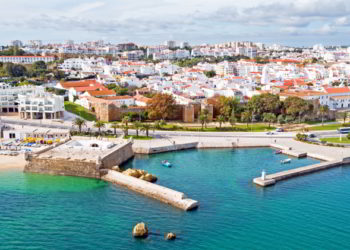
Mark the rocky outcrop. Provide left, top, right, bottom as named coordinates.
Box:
left=132, top=222, right=148, bottom=238
left=123, top=169, right=157, bottom=183
left=111, top=165, right=121, bottom=172
left=165, top=232, right=176, bottom=240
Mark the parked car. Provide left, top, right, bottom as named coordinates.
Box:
left=266, top=132, right=275, bottom=135
left=276, top=128, right=284, bottom=132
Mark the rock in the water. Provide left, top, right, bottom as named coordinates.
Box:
left=165, top=232, right=176, bottom=240
left=123, top=169, right=142, bottom=178
left=123, top=169, right=157, bottom=183
left=142, top=173, right=158, bottom=183
left=132, top=222, right=148, bottom=238
left=111, top=166, right=120, bottom=172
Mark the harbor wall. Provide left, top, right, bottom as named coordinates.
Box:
left=101, top=142, right=134, bottom=168
left=102, top=170, right=199, bottom=211
left=133, top=142, right=198, bottom=154
left=24, top=156, right=99, bottom=178
left=24, top=141, right=134, bottom=178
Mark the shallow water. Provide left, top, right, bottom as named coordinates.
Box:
left=1, top=148, right=350, bottom=249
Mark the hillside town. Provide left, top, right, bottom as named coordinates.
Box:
left=1, top=39, right=350, bottom=127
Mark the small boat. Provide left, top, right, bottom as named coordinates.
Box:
left=162, top=160, right=172, bottom=167
left=281, top=158, right=291, bottom=164
left=275, top=150, right=282, bottom=154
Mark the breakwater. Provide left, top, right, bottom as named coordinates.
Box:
left=254, top=158, right=350, bottom=187
left=101, top=170, right=199, bottom=211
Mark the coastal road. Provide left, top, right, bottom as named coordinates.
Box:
left=0, top=117, right=341, bottom=139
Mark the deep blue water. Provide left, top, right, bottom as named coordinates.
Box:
left=1, top=148, right=350, bottom=249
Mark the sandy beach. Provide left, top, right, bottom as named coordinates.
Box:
left=0, top=155, right=26, bottom=171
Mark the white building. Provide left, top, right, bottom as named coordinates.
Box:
left=18, top=89, right=65, bottom=119
left=11, top=40, right=23, bottom=47
left=0, top=83, right=37, bottom=113
left=164, top=40, right=176, bottom=49
left=0, top=56, right=55, bottom=64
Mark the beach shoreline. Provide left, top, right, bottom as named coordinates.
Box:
left=0, top=155, right=26, bottom=171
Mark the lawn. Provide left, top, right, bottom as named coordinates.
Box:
left=158, top=124, right=275, bottom=132
left=64, top=101, right=96, bottom=121
left=123, top=135, right=153, bottom=140
left=308, top=123, right=350, bottom=131
left=320, top=137, right=350, bottom=144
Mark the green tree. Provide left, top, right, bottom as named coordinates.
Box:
left=277, top=114, right=285, bottom=125
left=94, top=121, right=105, bottom=135
left=342, top=112, right=348, bottom=124
left=147, top=93, right=176, bottom=120
left=122, top=116, right=131, bottom=136
left=246, top=93, right=282, bottom=120
left=241, top=111, right=252, bottom=128
left=319, top=105, right=329, bottom=126
left=229, top=112, right=237, bottom=129
left=110, top=122, right=119, bottom=135
left=32, top=61, right=47, bottom=71
left=263, top=113, right=277, bottom=128
left=133, top=121, right=142, bottom=137
left=141, top=123, right=152, bottom=137
left=73, top=118, right=86, bottom=133
left=217, top=115, right=226, bottom=129
left=284, top=96, right=310, bottom=123
left=204, top=70, right=216, bottom=78
left=199, top=109, right=209, bottom=129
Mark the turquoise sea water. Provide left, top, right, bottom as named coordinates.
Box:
left=1, top=148, right=350, bottom=249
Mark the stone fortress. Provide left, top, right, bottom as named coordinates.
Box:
left=24, top=137, right=199, bottom=211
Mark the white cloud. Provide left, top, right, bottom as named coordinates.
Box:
left=0, top=0, right=350, bottom=45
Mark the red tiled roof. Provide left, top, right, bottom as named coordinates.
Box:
left=102, top=95, right=134, bottom=100
left=60, top=80, right=100, bottom=89
left=86, top=90, right=116, bottom=97
left=324, top=87, right=350, bottom=94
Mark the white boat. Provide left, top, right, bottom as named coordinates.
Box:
left=281, top=158, right=291, bottom=164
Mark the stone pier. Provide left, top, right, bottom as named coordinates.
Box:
left=102, top=170, right=199, bottom=211
left=253, top=159, right=349, bottom=187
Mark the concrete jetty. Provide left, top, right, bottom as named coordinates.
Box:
left=102, top=170, right=199, bottom=211
left=254, top=159, right=350, bottom=187
left=269, top=144, right=307, bottom=158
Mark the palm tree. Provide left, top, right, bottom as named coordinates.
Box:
left=217, top=115, right=225, bottom=129
left=241, top=111, right=252, bottom=128
left=342, top=112, right=348, bottom=124
left=73, top=118, right=86, bottom=133
left=263, top=113, right=277, bottom=128
left=229, top=114, right=237, bottom=129
left=141, top=123, right=152, bottom=137
left=122, top=116, right=131, bottom=137
left=94, top=121, right=105, bottom=135
left=110, top=122, right=119, bottom=135
left=133, top=121, right=142, bottom=137
left=319, top=105, right=329, bottom=126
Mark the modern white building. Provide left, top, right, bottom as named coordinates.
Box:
left=0, top=83, right=37, bottom=113
left=18, top=89, right=65, bottom=119
left=0, top=56, right=55, bottom=64
left=164, top=40, right=176, bottom=49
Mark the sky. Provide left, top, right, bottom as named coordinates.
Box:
left=1, top=0, right=350, bottom=46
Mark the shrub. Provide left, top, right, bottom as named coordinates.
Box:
left=296, top=133, right=307, bottom=141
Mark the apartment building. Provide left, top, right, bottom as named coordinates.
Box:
left=18, top=90, right=64, bottom=119
left=0, top=83, right=37, bottom=113
left=0, top=56, right=55, bottom=64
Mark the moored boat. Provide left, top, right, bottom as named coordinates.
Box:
left=280, top=158, right=291, bottom=164
left=162, top=160, right=172, bottom=167
left=275, top=150, right=282, bottom=154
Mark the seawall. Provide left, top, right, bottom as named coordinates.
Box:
left=254, top=158, right=350, bottom=187
left=24, top=140, right=134, bottom=178
left=102, top=170, right=199, bottom=211
left=133, top=142, right=198, bottom=154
